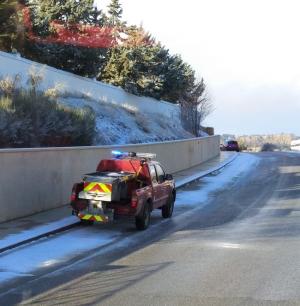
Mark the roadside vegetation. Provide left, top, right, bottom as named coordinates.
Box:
left=0, top=74, right=95, bottom=148
left=236, top=134, right=294, bottom=152
left=0, top=0, right=213, bottom=137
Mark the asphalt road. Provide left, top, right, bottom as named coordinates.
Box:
left=1, top=152, right=300, bottom=306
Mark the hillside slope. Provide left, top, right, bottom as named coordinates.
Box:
left=61, top=96, right=193, bottom=145
left=0, top=51, right=199, bottom=145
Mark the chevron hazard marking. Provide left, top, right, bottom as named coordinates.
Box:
left=84, top=182, right=112, bottom=193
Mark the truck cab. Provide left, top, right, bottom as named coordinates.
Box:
left=70, top=152, right=176, bottom=230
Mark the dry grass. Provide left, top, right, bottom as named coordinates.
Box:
left=44, top=83, right=65, bottom=99
left=135, top=113, right=151, bottom=134
left=121, top=104, right=138, bottom=116
left=0, top=74, right=21, bottom=96
left=0, top=74, right=96, bottom=148
left=156, top=116, right=168, bottom=129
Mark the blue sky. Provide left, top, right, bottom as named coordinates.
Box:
left=96, top=0, right=300, bottom=136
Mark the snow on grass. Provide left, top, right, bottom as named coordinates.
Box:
left=0, top=51, right=199, bottom=146
left=60, top=96, right=194, bottom=145
left=176, top=153, right=260, bottom=208
left=0, top=228, right=120, bottom=284
left=0, top=216, right=78, bottom=252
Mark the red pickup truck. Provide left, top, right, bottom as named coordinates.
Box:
left=70, top=152, right=176, bottom=230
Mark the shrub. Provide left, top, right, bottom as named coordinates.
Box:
left=135, top=114, right=151, bottom=134
left=0, top=74, right=21, bottom=96
left=0, top=76, right=95, bottom=148
left=261, top=143, right=278, bottom=152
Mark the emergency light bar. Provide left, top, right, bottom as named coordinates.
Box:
left=112, top=151, right=156, bottom=160
left=111, top=150, right=126, bottom=158
left=136, top=152, right=156, bottom=159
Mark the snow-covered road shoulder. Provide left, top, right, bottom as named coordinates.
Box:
left=176, top=153, right=260, bottom=208
left=0, top=227, right=120, bottom=284
left=176, top=152, right=239, bottom=188
left=0, top=217, right=79, bottom=254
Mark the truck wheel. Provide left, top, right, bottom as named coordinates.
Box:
left=162, top=194, right=174, bottom=218
left=135, top=202, right=151, bottom=230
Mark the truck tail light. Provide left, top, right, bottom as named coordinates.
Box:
left=70, top=192, right=76, bottom=202
left=70, top=183, right=83, bottom=202
left=131, top=193, right=138, bottom=209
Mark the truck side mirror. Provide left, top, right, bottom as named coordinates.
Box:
left=158, top=175, right=165, bottom=183
left=165, top=174, right=173, bottom=181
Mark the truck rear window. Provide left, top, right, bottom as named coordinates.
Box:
left=149, top=165, right=158, bottom=183
left=155, top=164, right=165, bottom=179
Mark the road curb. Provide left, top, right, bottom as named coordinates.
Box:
left=0, top=222, right=80, bottom=255
left=0, top=153, right=238, bottom=254
left=176, top=152, right=239, bottom=188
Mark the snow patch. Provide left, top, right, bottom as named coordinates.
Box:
left=176, top=153, right=259, bottom=207
left=0, top=216, right=78, bottom=251
left=0, top=51, right=197, bottom=146
left=60, top=96, right=193, bottom=145
left=0, top=228, right=119, bottom=284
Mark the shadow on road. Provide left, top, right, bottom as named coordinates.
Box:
left=2, top=152, right=300, bottom=305
left=25, top=262, right=172, bottom=306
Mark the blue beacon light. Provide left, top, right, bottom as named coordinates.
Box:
left=112, top=150, right=123, bottom=156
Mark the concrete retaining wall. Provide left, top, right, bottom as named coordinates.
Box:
left=0, top=51, right=180, bottom=120
left=0, top=136, right=220, bottom=223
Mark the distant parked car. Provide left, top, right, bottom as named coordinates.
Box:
left=225, top=140, right=240, bottom=152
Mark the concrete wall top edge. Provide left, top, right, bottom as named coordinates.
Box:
left=0, top=136, right=220, bottom=154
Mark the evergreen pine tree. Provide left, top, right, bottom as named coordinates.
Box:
left=0, top=0, right=25, bottom=52
left=124, top=25, right=155, bottom=47
left=107, top=0, right=123, bottom=26
left=25, top=0, right=107, bottom=78
left=160, top=54, right=195, bottom=102
left=99, top=44, right=169, bottom=99
left=19, top=0, right=208, bottom=112
left=28, top=0, right=101, bottom=34
left=99, top=40, right=198, bottom=103
left=89, top=6, right=105, bottom=26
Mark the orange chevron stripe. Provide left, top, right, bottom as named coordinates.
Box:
left=84, top=182, right=112, bottom=193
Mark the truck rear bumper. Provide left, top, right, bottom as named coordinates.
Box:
left=73, top=207, right=137, bottom=223
left=77, top=212, right=112, bottom=223
left=73, top=208, right=114, bottom=223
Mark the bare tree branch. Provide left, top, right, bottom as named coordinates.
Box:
left=179, top=79, right=214, bottom=136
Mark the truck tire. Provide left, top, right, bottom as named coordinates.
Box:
left=135, top=202, right=151, bottom=230
left=162, top=194, right=174, bottom=218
